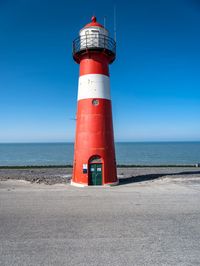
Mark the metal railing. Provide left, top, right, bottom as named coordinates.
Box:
left=73, top=34, right=116, bottom=56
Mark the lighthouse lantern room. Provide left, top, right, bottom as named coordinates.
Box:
left=72, top=16, right=118, bottom=186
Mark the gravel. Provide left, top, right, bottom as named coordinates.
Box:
left=0, top=167, right=200, bottom=185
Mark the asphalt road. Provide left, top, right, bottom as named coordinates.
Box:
left=0, top=177, right=200, bottom=266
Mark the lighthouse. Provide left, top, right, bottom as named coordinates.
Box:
left=72, top=16, right=118, bottom=186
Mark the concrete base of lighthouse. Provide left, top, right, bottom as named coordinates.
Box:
left=70, top=180, right=119, bottom=188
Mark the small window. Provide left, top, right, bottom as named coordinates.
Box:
left=85, top=30, right=89, bottom=35
left=92, top=99, right=99, bottom=106
left=90, top=156, right=102, bottom=163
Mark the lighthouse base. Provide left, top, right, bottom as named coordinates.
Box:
left=70, top=180, right=119, bottom=188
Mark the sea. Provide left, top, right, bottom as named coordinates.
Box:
left=0, top=142, right=200, bottom=166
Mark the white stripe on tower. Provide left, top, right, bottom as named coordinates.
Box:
left=78, top=74, right=111, bottom=100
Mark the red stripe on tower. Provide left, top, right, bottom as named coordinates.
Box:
left=72, top=16, right=118, bottom=186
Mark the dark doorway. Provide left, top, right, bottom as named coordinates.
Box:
left=89, top=163, right=102, bottom=185
left=89, top=156, right=103, bottom=185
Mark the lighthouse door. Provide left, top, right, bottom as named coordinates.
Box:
left=89, top=163, right=102, bottom=185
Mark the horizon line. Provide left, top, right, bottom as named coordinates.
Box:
left=1, top=140, right=200, bottom=144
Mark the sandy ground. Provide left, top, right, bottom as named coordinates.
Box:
left=0, top=168, right=200, bottom=265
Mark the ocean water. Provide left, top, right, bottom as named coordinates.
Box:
left=0, top=142, right=200, bottom=166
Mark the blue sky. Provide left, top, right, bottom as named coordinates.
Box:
left=0, top=0, right=200, bottom=142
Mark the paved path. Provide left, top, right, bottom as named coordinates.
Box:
left=0, top=177, right=200, bottom=266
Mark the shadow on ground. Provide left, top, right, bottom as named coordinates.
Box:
left=118, top=171, right=200, bottom=185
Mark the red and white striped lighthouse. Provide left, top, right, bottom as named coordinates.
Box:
left=71, top=16, right=118, bottom=186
